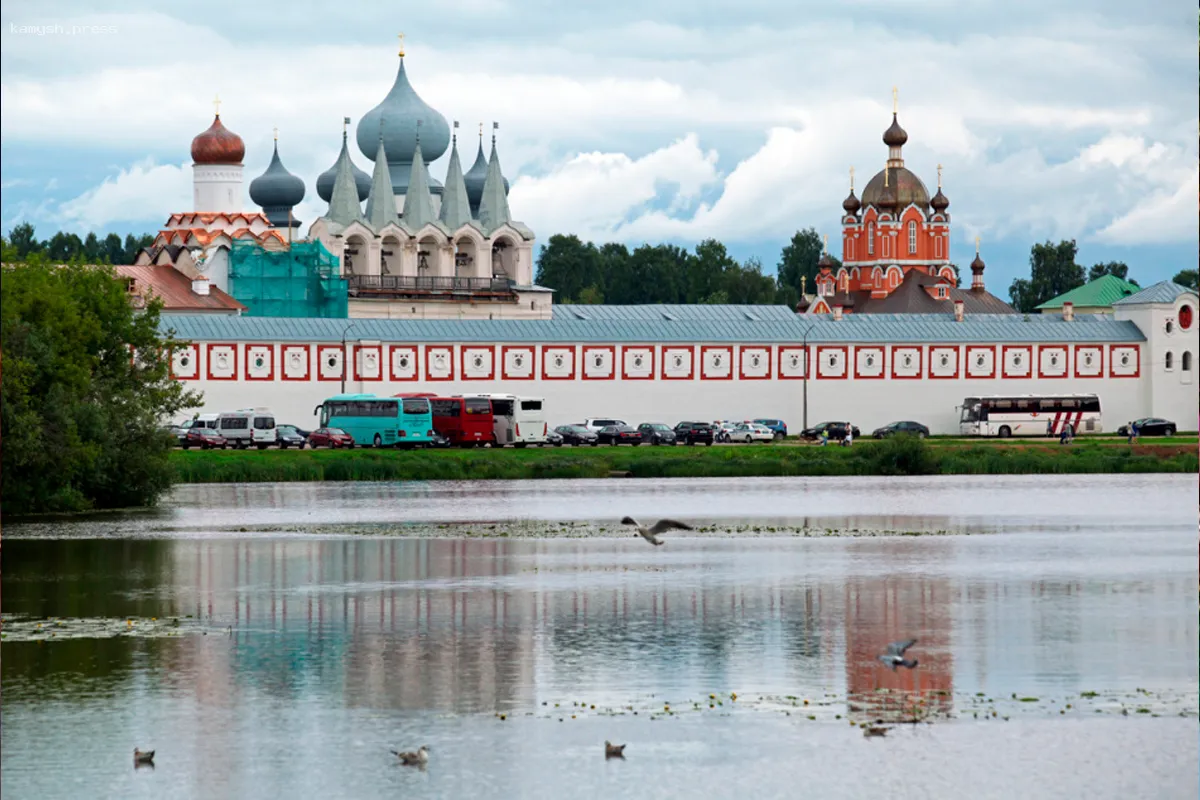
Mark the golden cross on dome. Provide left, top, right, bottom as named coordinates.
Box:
left=213, top=94, right=221, bottom=116
left=273, top=126, right=279, bottom=141
left=975, top=235, right=981, bottom=254
left=823, top=234, right=829, bottom=253
left=937, top=163, right=943, bottom=189
left=800, top=275, right=807, bottom=295
left=397, top=32, right=405, bottom=57
left=849, top=165, right=855, bottom=190
left=479, top=122, right=484, bottom=140
left=892, top=86, right=898, bottom=114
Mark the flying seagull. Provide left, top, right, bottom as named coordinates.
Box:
left=605, top=741, right=627, bottom=759
left=391, top=745, right=430, bottom=766
left=133, top=748, right=155, bottom=766
left=621, top=517, right=693, bottom=546
left=877, top=639, right=919, bottom=670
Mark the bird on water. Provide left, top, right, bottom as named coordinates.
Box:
left=133, top=748, right=155, bottom=766
left=877, top=639, right=919, bottom=670
left=620, top=517, right=693, bottom=546
left=391, top=745, right=430, bottom=766
left=605, top=741, right=627, bottom=759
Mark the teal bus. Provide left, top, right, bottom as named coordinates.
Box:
left=315, top=394, right=435, bottom=448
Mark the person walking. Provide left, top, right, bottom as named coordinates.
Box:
left=1131, top=419, right=1140, bottom=444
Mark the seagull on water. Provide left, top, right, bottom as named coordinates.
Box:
left=605, top=741, right=627, bottom=759
left=877, top=639, right=919, bottom=671
left=621, top=517, right=693, bottom=546
left=391, top=745, right=430, bottom=766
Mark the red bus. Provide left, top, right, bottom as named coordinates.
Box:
left=398, top=393, right=494, bottom=446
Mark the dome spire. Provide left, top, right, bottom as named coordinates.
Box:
left=883, top=87, right=907, bottom=166
left=930, top=162, right=950, bottom=213
left=318, top=118, right=371, bottom=203
left=250, top=129, right=305, bottom=227
left=842, top=165, right=861, bottom=215
left=478, top=122, right=512, bottom=232
left=440, top=120, right=473, bottom=230
left=970, top=236, right=987, bottom=291
left=401, top=120, right=435, bottom=230
left=326, top=124, right=367, bottom=227
left=365, top=120, right=399, bottom=231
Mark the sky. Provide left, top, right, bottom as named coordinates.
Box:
left=1, top=0, right=1196, bottom=295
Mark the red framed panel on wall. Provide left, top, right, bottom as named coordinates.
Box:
left=170, top=343, right=201, bottom=380
left=316, top=345, right=345, bottom=382
left=1037, top=345, right=1070, bottom=379
left=206, top=343, right=239, bottom=381
left=353, top=344, right=383, bottom=381
left=245, top=344, right=276, bottom=381
left=281, top=345, right=311, bottom=381
left=581, top=346, right=616, bottom=380
left=426, top=346, right=456, bottom=381
left=1001, top=345, right=1033, bottom=379
left=964, top=345, right=995, bottom=379
left=540, top=345, right=576, bottom=380
left=927, top=345, right=960, bottom=380
left=1072, top=345, right=1103, bottom=378
left=852, top=346, right=885, bottom=380
left=500, top=346, right=536, bottom=380
left=777, top=346, right=808, bottom=379
left=460, top=346, right=495, bottom=381
left=700, top=346, right=734, bottom=380
left=621, top=345, right=656, bottom=380
left=815, top=346, right=848, bottom=379
left=1108, top=345, right=1140, bottom=378
left=388, top=345, right=420, bottom=381
left=660, top=346, right=694, bottom=380
left=738, top=346, right=772, bottom=380
left=890, top=345, right=922, bottom=380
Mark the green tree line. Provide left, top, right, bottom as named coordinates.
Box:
left=2, top=222, right=154, bottom=265
left=1, top=262, right=199, bottom=515
left=534, top=229, right=841, bottom=307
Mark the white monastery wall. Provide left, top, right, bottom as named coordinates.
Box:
left=169, top=341, right=1163, bottom=435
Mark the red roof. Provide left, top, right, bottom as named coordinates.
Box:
left=114, top=265, right=246, bottom=314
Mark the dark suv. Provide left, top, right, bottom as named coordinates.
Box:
left=674, top=421, right=715, bottom=446
left=800, top=421, right=861, bottom=441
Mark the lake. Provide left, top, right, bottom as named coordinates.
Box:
left=2, top=475, right=1197, bottom=799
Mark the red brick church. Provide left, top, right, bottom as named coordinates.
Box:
left=800, top=93, right=1014, bottom=315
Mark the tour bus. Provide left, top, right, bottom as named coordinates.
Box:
left=421, top=394, right=494, bottom=447
left=959, top=394, right=1102, bottom=438
left=315, top=394, right=435, bottom=448
left=216, top=408, right=277, bottom=449
left=466, top=393, right=548, bottom=447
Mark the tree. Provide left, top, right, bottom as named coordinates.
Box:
left=691, top=239, right=736, bottom=302
left=1008, top=239, right=1085, bottom=312
left=1173, top=268, right=1198, bottom=292
left=1, top=262, right=200, bottom=514
left=8, top=222, right=41, bottom=257
left=83, top=232, right=102, bottom=263
left=535, top=234, right=603, bottom=303
left=777, top=228, right=839, bottom=298
left=1088, top=261, right=1133, bottom=283
left=103, top=233, right=125, bottom=265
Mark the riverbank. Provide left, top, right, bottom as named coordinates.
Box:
left=169, top=437, right=1198, bottom=483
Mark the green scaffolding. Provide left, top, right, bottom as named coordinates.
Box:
left=228, top=239, right=348, bottom=318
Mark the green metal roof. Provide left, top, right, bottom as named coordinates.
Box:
left=1112, top=280, right=1195, bottom=306
left=1035, top=275, right=1140, bottom=310
left=159, top=305, right=1144, bottom=345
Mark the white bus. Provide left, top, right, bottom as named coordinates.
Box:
left=468, top=394, right=548, bottom=447
left=959, top=394, right=1102, bottom=438
left=217, top=408, right=278, bottom=449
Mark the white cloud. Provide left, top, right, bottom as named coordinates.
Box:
left=57, top=159, right=189, bottom=230
left=1096, top=172, right=1200, bottom=245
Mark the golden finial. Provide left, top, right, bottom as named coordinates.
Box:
left=937, top=163, right=943, bottom=189
left=892, top=86, right=898, bottom=114
left=213, top=94, right=221, bottom=116
left=800, top=275, right=807, bottom=295
left=273, top=126, right=278, bottom=142
left=397, top=32, right=405, bottom=57
left=479, top=122, right=484, bottom=141
left=823, top=234, right=829, bottom=253
left=849, top=165, right=855, bottom=191
left=975, top=235, right=980, bottom=255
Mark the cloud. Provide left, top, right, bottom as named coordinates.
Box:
left=1096, top=172, right=1200, bottom=245
left=57, top=158, right=189, bottom=230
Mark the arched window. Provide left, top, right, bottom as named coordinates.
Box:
left=1165, top=351, right=1174, bottom=370
left=908, top=221, right=917, bottom=254
left=1183, top=352, right=1193, bottom=371
left=867, top=223, right=875, bottom=256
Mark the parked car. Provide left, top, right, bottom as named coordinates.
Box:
left=307, top=427, right=355, bottom=448
left=281, top=424, right=311, bottom=439
left=800, top=421, right=861, bottom=441
left=1117, top=418, right=1177, bottom=437
left=181, top=428, right=228, bottom=450
left=753, top=418, right=788, bottom=440
left=597, top=425, right=643, bottom=445
left=160, top=424, right=188, bottom=444
left=276, top=425, right=307, bottom=449
left=544, top=430, right=564, bottom=447
left=583, top=417, right=627, bottom=432
left=674, top=421, right=715, bottom=446
left=554, top=425, right=600, bottom=446
left=429, top=432, right=452, bottom=448
left=872, top=421, right=930, bottom=439
left=730, top=423, right=776, bottom=443
left=637, top=423, right=677, bottom=446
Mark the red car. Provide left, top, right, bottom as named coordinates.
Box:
left=307, top=427, right=355, bottom=449
left=181, top=428, right=227, bottom=450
